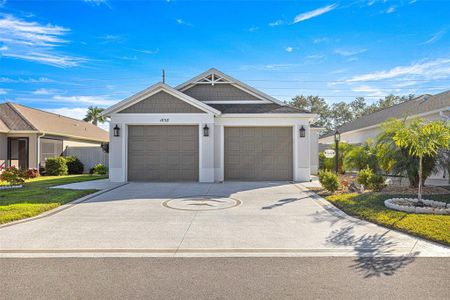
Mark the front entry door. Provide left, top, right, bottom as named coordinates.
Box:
left=8, top=138, right=29, bottom=169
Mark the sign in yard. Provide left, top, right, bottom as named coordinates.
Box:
left=324, top=149, right=336, bottom=158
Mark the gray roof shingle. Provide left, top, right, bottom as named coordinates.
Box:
left=208, top=103, right=308, bottom=114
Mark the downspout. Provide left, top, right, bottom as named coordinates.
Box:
left=37, top=133, right=45, bottom=170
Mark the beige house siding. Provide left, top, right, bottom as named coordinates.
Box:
left=63, top=138, right=102, bottom=149
left=119, top=91, right=205, bottom=114
left=7, top=133, right=38, bottom=169
left=182, top=84, right=261, bottom=101
left=0, top=133, right=7, bottom=168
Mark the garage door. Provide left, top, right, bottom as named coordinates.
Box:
left=224, top=127, right=293, bottom=181
left=128, top=125, right=198, bottom=181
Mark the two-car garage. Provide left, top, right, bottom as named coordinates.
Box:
left=127, top=125, right=293, bottom=182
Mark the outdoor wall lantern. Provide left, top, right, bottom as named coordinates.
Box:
left=203, top=124, right=210, bottom=137
left=334, top=130, right=340, bottom=174
left=113, top=124, right=120, bottom=137
left=299, top=125, right=306, bottom=138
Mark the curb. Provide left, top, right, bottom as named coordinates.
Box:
left=0, top=183, right=128, bottom=230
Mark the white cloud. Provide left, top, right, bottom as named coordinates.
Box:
left=334, top=48, right=367, bottom=56
left=53, top=95, right=117, bottom=106
left=248, top=26, right=259, bottom=32
left=240, top=63, right=303, bottom=71
left=0, top=76, right=53, bottom=83
left=133, top=48, right=159, bottom=55
left=346, top=58, right=450, bottom=82
left=44, top=107, right=109, bottom=130
left=422, top=30, right=446, bottom=45
left=32, top=88, right=57, bottom=95
left=45, top=107, right=87, bottom=120
left=0, top=15, right=84, bottom=67
left=351, top=85, right=385, bottom=97
left=176, top=19, right=192, bottom=27
left=293, top=4, right=337, bottom=24
left=305, top=54, right=325, bottom=61
left=285, top=47, right=294, bottom=53
left=385, top=6, right=396, bottom=13
left=313, top=37, right=330, bottom=44
left=269, top=20, right=284, bottom=27
left=0, top=15, right=68, bottom=47
left=0, top=88, right=7, bottom=95
left=84, top=0, right=110, bottom=7
left=98, top=34, right=123, bottom=43
left=3, top=52, right=84, bottom=67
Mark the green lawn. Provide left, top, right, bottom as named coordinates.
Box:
left=326, top=192, right=450, bottom=246
left=0, top=175, right=106, bottom=224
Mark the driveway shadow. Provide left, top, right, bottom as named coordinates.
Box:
left=327, top=226, right=418, bottom=278
left=261, top=196, right=310, bottom=210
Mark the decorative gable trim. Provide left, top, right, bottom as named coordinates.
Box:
left=102, top=83, right=221, bottom=116
left=175, top=68, right=284, bottom=105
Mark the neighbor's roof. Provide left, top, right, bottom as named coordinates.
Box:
left=0, top=102, right=109, bottom=142
left=208, top=103, right=309, bottom=114
left=322, top=90, right=450, bottom=138
left=0, top=119, right=9, bottom=133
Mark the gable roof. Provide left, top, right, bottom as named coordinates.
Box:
left=175, top=68, right=285, bottom=105
left=322, top=90, right=450, bottom=138
left=0, top=102, right=109, bottom=142
left=102, top=82, right=221, bottom=116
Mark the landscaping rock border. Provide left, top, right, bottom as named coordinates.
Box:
left=385, top=198, right=450, bottom=215
left=0, top=185, right=23, bottom=190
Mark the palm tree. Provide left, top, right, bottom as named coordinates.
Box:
left=83, top=106, right=106, bottom=126
left=393, top=119, right=450, bottom=203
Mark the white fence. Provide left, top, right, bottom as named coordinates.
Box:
left=64, top=146, right=108, bottom=173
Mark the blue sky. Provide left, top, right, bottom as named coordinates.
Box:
left=0, top=0, right=449, bottom=124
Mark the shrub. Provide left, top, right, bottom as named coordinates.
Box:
left=92, top=164, right=108, bottom=175
left=65, top=156, right=84, bottom=174
left=356, top=167, right=373, bottom=187
left=318, top=170, right=340, bottom=193
left=45, top=157, right=68, bottom=176
left=0, top=166, right=25, bottom=185
left=23, top=168, right=40, bottom=179
left=367, top=173, right=386, bottom=191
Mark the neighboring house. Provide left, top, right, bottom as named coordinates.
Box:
left=0, top=102, right=109, bottom=171
left=103, top=68, right=318, bottom=183
left=319, top=90, right=450, bottom=185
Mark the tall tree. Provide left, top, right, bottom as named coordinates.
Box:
left=291, top=95, right=332, bottom=129
left=83, top=106, right=106, bottom=126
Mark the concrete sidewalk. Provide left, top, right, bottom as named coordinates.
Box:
left=0, top=181, right=449, bottom=258
left=50, top=179, right=124, bottom=190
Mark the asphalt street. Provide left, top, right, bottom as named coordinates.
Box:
left=1, top=257, right=449, bottom=299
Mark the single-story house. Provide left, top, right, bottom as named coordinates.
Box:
left=319, top=90, right=450, bottom=185
left=0, top=102, right=109, bottom=170
left=103, top=68, right=319, bottom=183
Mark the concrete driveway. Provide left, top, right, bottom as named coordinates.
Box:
left=0, top=182, right=449, bottom=257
